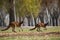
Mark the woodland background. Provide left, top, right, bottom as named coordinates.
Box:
left=0, top=0, right=60, bottom=27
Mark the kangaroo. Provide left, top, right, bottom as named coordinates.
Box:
left=30, top=22, right=48, bottom=32
left=1, top=21, right=23, bottom=32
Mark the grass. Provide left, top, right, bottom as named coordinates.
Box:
left=0, top=36, right=60, bottom=40
left=0, top=26, right=60, bottom=33
left=0, top=26, right=60, bottom=40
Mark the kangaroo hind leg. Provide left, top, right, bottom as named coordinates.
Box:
left=12, top=26, right=16, bottom=32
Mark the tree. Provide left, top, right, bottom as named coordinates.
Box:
left=0, top=0, right=9, bottom=27
left=8, top=0, right=15, bottom=24
left=15, top=0, right=42, bottom=26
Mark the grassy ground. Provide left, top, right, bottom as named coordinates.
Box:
left=0, top=36, right=60, bottom=40
left=0, top=26, right=60, bottom=40
left=0, top=26, right=60, bottom=33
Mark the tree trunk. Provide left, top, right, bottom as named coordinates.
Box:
left=0, top=15, right=2, bottom=26
left=50, top=18, right=51, bottom=26
left=31, top=18, right=33, bottom=26
left=9, top=0, right=15, bottom=23
left=39, top=16, right=44, bottom=23
left=19, top=17, right=21, bottom=22
left=52, top=18, right=55, bottom=26
left=55, top=18, right=58, bottom=26
left=34, top=18, right=36, bottom=25
left=13, top=0, right=17, bottom=21
left=27, top=18, right=30, bottom=26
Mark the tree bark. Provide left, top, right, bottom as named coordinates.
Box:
left=39, top=16, right=44, bottom=23
left=9, top=0, right=15, bottom=23
left=31, top=18, right=34, bottom=26
left=55, top=18, right=58, bottom=26
left=28, top=18, right=30, bottom=26
left=34, top=18, right=36, bottom=25
left=52, top=18, right=55, bottom=26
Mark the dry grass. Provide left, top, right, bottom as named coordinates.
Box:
left=0, top=26, right=60, bottom=40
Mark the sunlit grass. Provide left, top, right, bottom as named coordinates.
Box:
left=0, top=26, right=60, bottom=33
left=0, top=36, right=60, bottom=40
left=0, top=26, right=60, bottom=40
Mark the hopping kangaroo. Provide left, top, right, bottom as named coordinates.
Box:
left=1, top=21, right=23, bottom=32
left=30, top=22, right=48, bottom=31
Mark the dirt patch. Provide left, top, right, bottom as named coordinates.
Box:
left=0, top=32, right=60, bottom=37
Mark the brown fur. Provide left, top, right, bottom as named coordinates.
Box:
left=30, top=22, right=48, bottom=32
left=1, top=21, right=23, bottom=32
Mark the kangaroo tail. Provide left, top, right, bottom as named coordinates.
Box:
left=30, top=26, right=36, bottom=31
left=1, top=25, right=10, bottom=31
